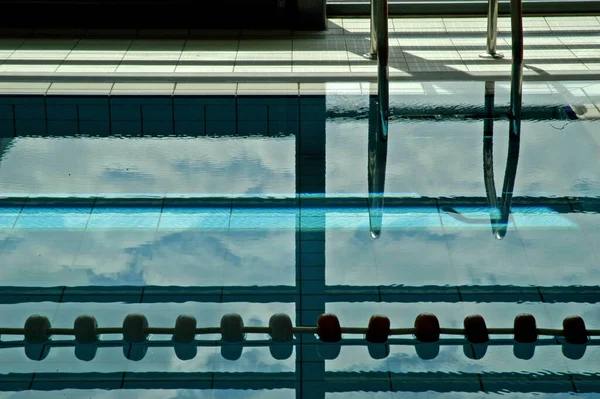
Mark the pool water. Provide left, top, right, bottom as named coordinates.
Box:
left=0, top=81, right=598, bottom=398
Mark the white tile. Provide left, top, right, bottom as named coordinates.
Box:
left=545, top=16, right=600, bottom=26
left=293, top=51, right=348, bottom=62
left=9, top=50, right=71, bottom=60
left=179, top=52, right=237, bottom=61
left=111, top=83, right=175, bottom=95
left=0, top=82, right=51, bottom=94
left=73, top=39, right=132, bottom=50
left=47, top=82, right=113, bottom=95
left=122, top=52, right=182, bottom=61
left=292, top=65, right=351, bottom=73
left=294, top=29, right=344, bottom=36
left=175, top=83, right=237, bottom=95
left=235, top=51, right=292, bottom=61
left=525, top=62, right=589, bottom=71
left=585, top=63, right=600, bottom=71
left=571, top=49, right=600, bottom=58
left=299, top=83, right=327, bottom=95
left=115, top=64, right=176, bottom=73
left=66, top=51, right=127, bottom=61
left=402, top=50, right=461, bottom=60
left=56, top=64, right=118, bottom=73
left=349, top=64, right=378, bottom=73
left=183, top=40, right=239, bottom=51
left=233, top=65, right=292, bottom=73
left=237, top=83, right=298, bottom=94
left=0, top=63, right=60, bottom=72
left=0, top=51, right=14, bottom=61
left=392, top=18, right=445, bottom=29
left=523, top=48, right=575, bottom=59
left=238, top=39, right=292, bottom=51
left=466, top=63, right=512, bottom=72
left=174, top=65, right=234, bottom=73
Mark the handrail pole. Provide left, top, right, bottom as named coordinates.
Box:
left=376, top=0, right=389, bottom=137
left=509, top=0, right=524, bottom=134
left=480, top=0, right=504, bottom=59
left=369, top=0, right=378, bottom=58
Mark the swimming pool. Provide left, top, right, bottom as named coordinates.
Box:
left=0, top=80, right=598, bottom=398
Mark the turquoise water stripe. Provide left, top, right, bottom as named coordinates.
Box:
left=15, top=215, right=90, bottom=229
left=0, top=205, right=582, bottom=230
left=87, top=215, right=160, bottom=229
left=159, top=215, right=230, bottom=229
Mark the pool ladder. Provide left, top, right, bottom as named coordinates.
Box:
left=366, top=0, right=525, bottom=239
left=366, top=0, right=524, bottom=126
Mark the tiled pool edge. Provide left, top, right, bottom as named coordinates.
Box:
left=1, top=70, right=600, bottom=86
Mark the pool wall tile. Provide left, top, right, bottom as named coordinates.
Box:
left=206, top=120, right=236, bottom=135
left=110, top=97, right=172, bottom=105
left=205, top=104, right=236, bottom=121
left=15, top=119, right=46, bottom=135
left=110, top=104, right=141, bottom=121
left=300, top=104, right=327, bottom=121
left=0, top=95, right=311, bottom=137
left=0, top=119, right=14, bottom=136
left=79, top=120, right=110, bottom=136
left=270, top=120, right=298, bottom=135
left=238, top=121, right=268, bottom=136
left=47, top=120, right=78, bottom=135
left=14, top=101, right=45, bottom=120
left=143, top=120, right=174, bottom=135
left=46, top=104, right=77, bottom=120
left=0, top=104, right=13, bottom=119
left=238, top=105, right=267, bottom=121
left=298, top=266, right=325, bottom=281
left=270, top=105, right=299, bottom=120
left=174, top=120, right=205, bottom=135
left=174, top=105, right=205, bottom=121
left=111, top=120, right=142, bottom=135
left=142, top=104, right=173, bottom=121
left=78, top=103, right=110, bottom=121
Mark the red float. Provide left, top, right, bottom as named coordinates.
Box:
left=563, top=316, right=588, bottom=344
left=317, top=313, right=342, bottom=343
left=366, top=315, right=390, bottom=343
left=414, top=313, right=440, bottom=342
left=464, top=315, right=489, bottom=344
left=514, top=313, right=537, bottom=343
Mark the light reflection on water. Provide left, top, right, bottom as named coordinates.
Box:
left=0, top=81, right=598, bottom=396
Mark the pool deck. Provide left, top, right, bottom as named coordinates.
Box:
left=0, top=16, right=599, bottom=92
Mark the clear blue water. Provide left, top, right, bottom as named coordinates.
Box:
left=0, top=81, right=599, bottom=397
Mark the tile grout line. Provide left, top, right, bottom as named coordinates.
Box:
left=435, top=198, right=462, bottom=301
left=9, top=195, right=27, bottom=232
left=67, top=197, right=96, bottom=269
left=155, top=196, right=167, bottom=232
left=220, top=197, right=234, bottom=300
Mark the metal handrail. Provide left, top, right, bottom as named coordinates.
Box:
left=480, top=0, right=504, bottom=59
left=366, top=0, right=389, bottom=239
left=510, top=0, right=524, bottom=132
left=366, top=0, right=389, bottom=136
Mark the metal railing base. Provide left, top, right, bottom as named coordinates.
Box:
left=479, top=52, right=505, bottom=59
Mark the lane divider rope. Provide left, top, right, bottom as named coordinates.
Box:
left=4, top=313, right=596, bottom=362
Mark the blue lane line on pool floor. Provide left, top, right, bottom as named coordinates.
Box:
left=0, top=206, right=579, bottom=230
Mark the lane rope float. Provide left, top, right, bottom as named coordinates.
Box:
left=3, top=312, right=597, bottom=362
